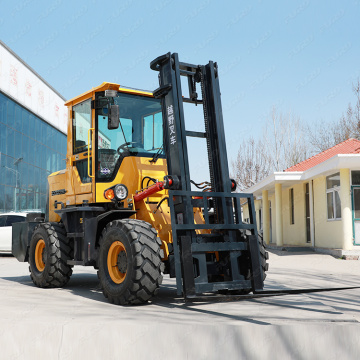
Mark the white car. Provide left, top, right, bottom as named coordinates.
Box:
left=0, top=213, right=27, bottom=254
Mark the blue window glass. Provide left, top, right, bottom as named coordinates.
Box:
left=40, top=193, right=46, bottom=212
left=14, top=104, right=22, bottom=131
left=0, top=93, right=67, bottom=212
left=22, top=109, right=29, bottom=135
left=41, top=145, right=46, bottom=169
left=0, top=153, right=4, bottom=185
left=6, top=127, right=14, bottom=158
left=0, top=185, right=4, bottom=212
left=29, top=114, right=35, bottom=139
left=20, top=188, right=27, bottom=211
left=35, top=142, right=41, bottom=167
left=5, top=156, right=15, bottom=186
left=40, top=170, right=46, bottom=194
left=54, top=132, right=58, bottom=153
left=0, top=122, right=6, bottom=153
left=28, top=165, right=34, bottom=189
left=28, top=138, right=34, bottom=165
left=46, top=150, right=51, bottom=172
left=48, top=127, right=54, bottom=149
left=14, top=131, right=22, bottom=159
left=19, top=161, right=27, bottom=189
left=44, top=123, right=52, bottom=144
left=58, top=153, right=64, bottom=170
left=41, top=121, right=47, bottom=145
left=5, top=186, right=13, bottom=211
left=0, top=94, right=6, bottom=124
left=6, top=99, right=14, bottom=127
left=34, top=167, right=40, bottom=192
left=27, top=188, right=34, bottom=210
left=35, top=117, right=41, bottom=143
left=21, top=135, right=28, bottom=162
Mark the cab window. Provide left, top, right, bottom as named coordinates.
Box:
left=73, top=99, right=92, bottom=154
left=143, top=112, right=162, bottom=151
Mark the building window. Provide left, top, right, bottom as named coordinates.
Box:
left=326, top=172, right=341, bottom=220
left=289, top=188, right=294, bottom=225
left=351, top=170, right=360, bottom=185
left=0, top=92, right=66, bottom=213
left=258, top=208, right=262, bottom=230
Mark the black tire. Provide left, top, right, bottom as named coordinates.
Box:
left=258, top=233, right=269, bottom=280
left=218, top=232, right=269, bottom=296
left=98, top=219, right=164, bottom=305
left=29, top=222, right=73, bottom=288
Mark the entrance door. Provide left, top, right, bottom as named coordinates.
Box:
left=352, top=186, right=360, bottom=245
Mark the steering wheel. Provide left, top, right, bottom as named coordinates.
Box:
left=116, top=142, right=141, bottom=155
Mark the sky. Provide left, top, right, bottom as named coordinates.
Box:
left=1, top=0, right=360, bottom=182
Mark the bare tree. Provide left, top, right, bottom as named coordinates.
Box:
left=264, top=108, right=308, bottom=171
left=232, top=108, right=308, bottom=190
left=233, top=80, right=360, bottom=190
left=308, top=79, right=360, bottom=153
left=231, top=137, right=272, bottom=191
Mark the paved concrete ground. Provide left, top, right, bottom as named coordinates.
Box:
left=0, top=250, right=359, bottom=359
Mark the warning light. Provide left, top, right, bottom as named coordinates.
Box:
left=104, top=189, right=115, bottom=200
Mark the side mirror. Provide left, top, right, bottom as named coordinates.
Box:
left=108, top=104, right=119, bottom=129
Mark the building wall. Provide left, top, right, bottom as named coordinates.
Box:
left=282, top=183, right=307, bottom=245
left=313, top=176, right=343, bottom=248
left=0, top=41, right=67, bottom=213
left=0, top=92, right=66, bottom=213
left=0, top=41, right=67, bottom=134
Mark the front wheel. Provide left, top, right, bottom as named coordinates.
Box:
left=98, top=219, right=164, bottom=305
left=29, top=222, right=73, bottom=288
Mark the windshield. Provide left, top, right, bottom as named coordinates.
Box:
left=96, top=92, right=164, bottom=181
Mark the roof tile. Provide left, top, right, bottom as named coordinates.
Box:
left=285, top=138, right=360, bottom=172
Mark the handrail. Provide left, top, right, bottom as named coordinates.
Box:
left=87, top=128, right=94, bottom=178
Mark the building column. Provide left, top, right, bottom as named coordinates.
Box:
left=340, top=169, right=353, bottom=250
left=275, top=183, right=283, bottom=246
left=309, top=180, right=315, bottom=247
left=262, top=190, right=270, bottom=245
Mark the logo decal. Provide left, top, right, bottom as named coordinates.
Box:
left=100, top=168, right=111, bottom=175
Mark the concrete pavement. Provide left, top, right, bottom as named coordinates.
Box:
left=0, top=250, right=359, bottom=359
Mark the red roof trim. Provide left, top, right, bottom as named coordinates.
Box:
left=285, top=138, right=360, bottom=172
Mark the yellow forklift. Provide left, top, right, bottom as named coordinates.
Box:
left=12, top=53, right=268, bottom=305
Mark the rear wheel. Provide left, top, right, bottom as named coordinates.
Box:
left=98, top=219, right=163, bottom=305
left=29, top=222, right=73, bottom=288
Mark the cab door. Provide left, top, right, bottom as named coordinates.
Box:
left=70, top=99, right=94, bottom=204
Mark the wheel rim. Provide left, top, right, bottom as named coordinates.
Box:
left=35, top=239, right=46, bottom=272
left=107, top=241, right=127, bottom=284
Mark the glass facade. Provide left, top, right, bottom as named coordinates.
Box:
left=0, top=92, right=66, bottom=213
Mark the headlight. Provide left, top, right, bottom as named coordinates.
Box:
left=114, top=184, right=128, bottom=200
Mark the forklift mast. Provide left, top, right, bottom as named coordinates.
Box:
left=150, top=53, right=264, bottom=298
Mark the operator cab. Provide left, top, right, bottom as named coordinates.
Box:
left=95, top=91, right=164, bottom=182
left=70, top=83, right=165, bottom=186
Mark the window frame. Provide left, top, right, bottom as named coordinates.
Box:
left=326, top=172, right=341, bottom=221
left=289, top=188, right=295, bottom=225
left=72, top=99, right=92, bottom=155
